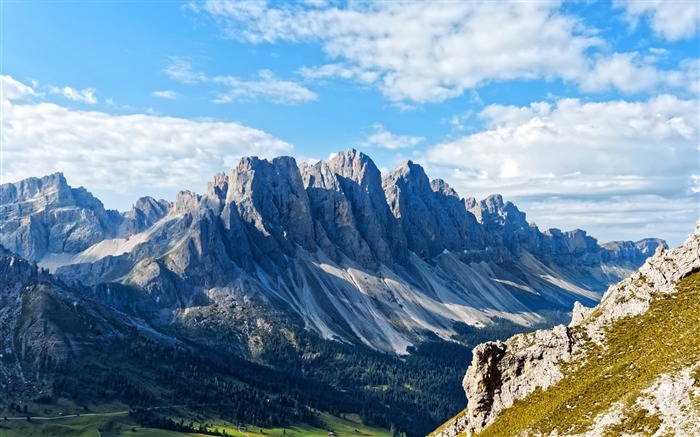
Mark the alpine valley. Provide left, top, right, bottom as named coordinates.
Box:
left=0, top=149, right=666, bottom=436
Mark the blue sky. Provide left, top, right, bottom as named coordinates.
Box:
left=1, top=0, right=698, bottom=247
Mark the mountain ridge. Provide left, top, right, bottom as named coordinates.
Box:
left=0, top=149, right=665, bottom=354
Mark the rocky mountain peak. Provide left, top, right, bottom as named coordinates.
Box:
left=601, top=237, right=668, bottom=267
left=328, top=148, right=383, bottom=189
left=464, top=194, right=535, bottom=254
left=227, top=154, right=316, bottom=262
left=384, top=161, right=436, bottom=202
left=327, top=149, right=399, bottom=266
left=0, top=173, right=122, bottom=260
left=2, top=172, right=73, bottom=214
left=124, top=196, right=172, bottom=234
left=430, top=179, right=459, bottom=199
left=467, top=194, right=521, bottom=223
left=173, top=190, right=201, bottom=214
left=206, top=172, right=229, bottom=199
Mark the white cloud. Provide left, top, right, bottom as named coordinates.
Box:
left=300, top=63, right=380, bottom=85
left=164, top=58, right=316, bottom=105
left=197, top=1, right=601, bottom=102
left=615, top=0, right=700, bottom=41
left=362, top=123, right=424, bottom=150
left=196, top=0, right=691, bottom=104
left=152, top=90, right=179, bottom=100
left=581, top=52, right=699, bottom=95
left=581, top=52, right=663, bottom=93
left=302, top=0, right=329, bottom=8
left=423, top=95, right=699, bottom=246
left=523, top=194, right=696, bottom=248
left=427, top=95, right=698, bottom=185
left=211, top=69, right=317, bottom=105
left=1, top=76, right=293, bottom=210
left=1, top=75, right=36, bottom=100
left=50, top=85, right=98, bottom=104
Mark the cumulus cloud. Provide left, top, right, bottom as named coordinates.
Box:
left=300, top=63, right=380, bottom=85
left=362, top=124, right=424, bottom=150
left=581, top=52, right=663, bottom=93
left=427, top=95, right=698, bottom=186
left=198, top=1, right=596, bottom=102
left=164, top=57, right=316, bottom=105
left=1, top=75, right=36, bottom=100
left=152, top=90, right=179, bottom=100
left=580, top=52, right=699, bottom=95
left=50, top=85, right=97, bottom=104
left=423, top=95, right=699, bottom=246
left=1, top=75, right=293, bottom=209
left=615, top=0, right=700, bottom=41
left=195, top=0, right=691, bottom=104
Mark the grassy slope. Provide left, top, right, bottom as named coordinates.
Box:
left=473, top=271, right=700, bottom=436
left=0, top=411, right=391, bottom=437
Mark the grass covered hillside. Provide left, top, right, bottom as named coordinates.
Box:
left=475, top=270, right=700, bottom=436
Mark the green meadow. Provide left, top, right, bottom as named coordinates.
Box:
left=0, top=407, right=391, bottom=437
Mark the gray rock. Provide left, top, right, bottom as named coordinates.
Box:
left=382, top=161, right=482, bottom=259
left=329, top=149, right=402, bottom=266
left=569, top=301, right=593, bottom=327
left=0, top=173, right=122, bottom=260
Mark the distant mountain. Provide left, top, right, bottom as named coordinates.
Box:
left=431, top=223, right=700, bottom=437
left=0, top=149, right=665, bottom=354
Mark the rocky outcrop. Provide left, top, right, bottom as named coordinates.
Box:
left=433, top=223, right=700, bottom=436
left=459, top=325, right=579, bottom=435
left=581, top=227, right=700, bottom=343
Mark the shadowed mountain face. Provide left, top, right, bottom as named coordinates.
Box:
left=0, top=149, right=665, bottom=353
left=0, top=246, right=166, bottom=396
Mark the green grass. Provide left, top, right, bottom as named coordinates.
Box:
left=0, top=407, right=390, bottom=437
left=471, top=271, right=700, bottom=436
left=199, top=412, right=391, bottom=437
left=602, top=406, right=662, bottom=437
left=427, top=407, right=466, bottom=437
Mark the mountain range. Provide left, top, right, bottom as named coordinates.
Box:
left=0, top=149, right=667, bottom=435
left=0, top=149, right=664, bottom=353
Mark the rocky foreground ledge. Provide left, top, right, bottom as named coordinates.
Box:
left=432, top=222, right=700, bottom=437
